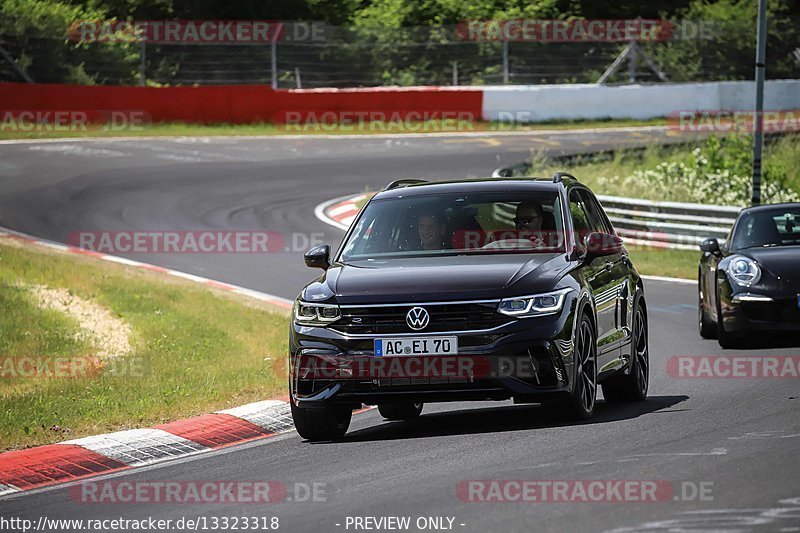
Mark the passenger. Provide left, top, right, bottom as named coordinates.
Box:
left=514, top=201, right=544, bottom=231
left=514, top=202, right=546, bottom=247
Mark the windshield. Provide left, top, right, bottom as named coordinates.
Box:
left=730, top=206, right=800, bottom=250
left=339, top=191, right=565, bottom=261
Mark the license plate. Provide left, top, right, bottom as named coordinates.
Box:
left=374, top=337, right=458, bottom=357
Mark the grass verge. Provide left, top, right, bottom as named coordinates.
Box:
left=0, top=237, right=289, bottom=451
left=0, top=117, right=666, bottom=140
left=627, top=248, right=697, bottom=281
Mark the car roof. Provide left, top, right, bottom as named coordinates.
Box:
left=739, top=202, right=800, bottom=215
left=374, top=176, right=579, bottom=200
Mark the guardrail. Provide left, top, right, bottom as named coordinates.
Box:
left=491, top=165, right=741, bottom=250
left=595, top=195, right=739, bottom=250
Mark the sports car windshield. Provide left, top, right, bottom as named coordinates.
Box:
left=339, top=191, right=566, bottom=261
left=730, top=206, right=800, bottom=250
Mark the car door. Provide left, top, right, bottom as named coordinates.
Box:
left=579, top=189, right=633, bottom=372
left=568, top=188, right=621, bottom=370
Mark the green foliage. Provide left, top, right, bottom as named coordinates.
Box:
left=644, top=0, right=799, bottom=81
left=0, top=0, right=140, bottom=84
left=1, top=0, right=798, bottom=86
left=594, top=134, right=800, bottom=206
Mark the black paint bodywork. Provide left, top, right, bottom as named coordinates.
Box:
left=699, top=202, right=800, bottom=336
left=290, top=178, right=646, bottom=409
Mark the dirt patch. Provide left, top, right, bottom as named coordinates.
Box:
left=28, top=285, right=132, bottom=359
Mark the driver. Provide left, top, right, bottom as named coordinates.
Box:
left=417, top=211, right=446, bottom=250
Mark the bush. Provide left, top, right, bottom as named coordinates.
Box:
left=596, top=135, right=800, bottom=206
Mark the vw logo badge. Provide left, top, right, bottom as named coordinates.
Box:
left=406, top=307, right=430, bottom=331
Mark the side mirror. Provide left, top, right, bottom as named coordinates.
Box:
left=304, top=244, right=330, bottom=270
left=584, top=232, right=623, bottom=258
left=699, top=238, right=720, bottom=254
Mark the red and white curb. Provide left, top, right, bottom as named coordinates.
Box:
left=0, top=226, right=293, bottom=310
left=314, top=193, right=369, bottom=231
left=0, top=400, right=294, bottom=497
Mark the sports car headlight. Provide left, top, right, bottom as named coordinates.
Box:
left=727, top=256, right=761, bottom=286
left=294, top=301, right=341, bottom=325
left=498, top=288, right=573, bottom=317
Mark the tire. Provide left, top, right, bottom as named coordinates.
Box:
left=603, top=301, right=649, bottom=402
left=290, top=401, right=352, bottom=442
left=715, top=283, right=742, bottom=349
left=698, top=274, right=717, bottom=339
left=378, top=402, right=423, bottom=420
left=558, top=313, right=597, bottom=420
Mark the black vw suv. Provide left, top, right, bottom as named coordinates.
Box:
left=290, top=174, right=649, bottom=440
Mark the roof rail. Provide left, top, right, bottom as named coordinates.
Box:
left=552, top=171, right=577, bottom=183
left=383, top=178, right=428, bottom=191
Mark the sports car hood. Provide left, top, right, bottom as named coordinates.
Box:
left=732, top=246, right=800, bottom=291
left=302, top=253, right=573, bottom=304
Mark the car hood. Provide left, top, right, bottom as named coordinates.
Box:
left=302, top=253, right=573, bottom=304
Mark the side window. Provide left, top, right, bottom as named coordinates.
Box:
left=579, top=190, right=613, bottom=234
left=569, top=189, right=591, bottom=251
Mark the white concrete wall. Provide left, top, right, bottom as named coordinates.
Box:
left=481, top=80, right=800, bottom=122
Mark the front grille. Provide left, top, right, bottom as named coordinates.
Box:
left=334, top=302, right=510, bottom=335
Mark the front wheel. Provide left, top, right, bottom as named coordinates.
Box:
left=290, top=401, right=352, bottom=442
left=558, top=314, right=597, bottom=420
left=603, top=301, right=649, bottom=402
left=698, top=277, right=716, bottom=339
left=715, top=285, right=743, bottom=349
left=378, top=402, right=423, bottom=420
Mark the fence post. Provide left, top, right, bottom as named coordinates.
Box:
left=271, top=40, right=278, bottom=89
left=452, top=61, right=458, bottom=86
left=627, top=38, right=636, bottom=83
left=139, top=40, right=146, bottom=86
left=502, top=38, right=509, bottom=84
left=295, top=66, right=302, bottom=89
left=0, top=45, right=33, bottom=83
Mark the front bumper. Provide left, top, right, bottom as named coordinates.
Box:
left=289, top=300, right=578, bottom=408
left=719, top=282, right=800, bottom=334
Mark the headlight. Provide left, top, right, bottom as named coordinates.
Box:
left=498, top=288, right=573, bottom=317
left=727, top=256, right=761, bottom=286
left=294, top=301, right=342, bottom=325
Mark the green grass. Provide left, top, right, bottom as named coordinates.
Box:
left=0, top=117, right=667, bottom=140
left=627, top=248, right=698, bottom=280
left=0, top=239, right=289, bottom=451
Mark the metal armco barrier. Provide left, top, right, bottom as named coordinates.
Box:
left=595, top=195, right=739, bottom=250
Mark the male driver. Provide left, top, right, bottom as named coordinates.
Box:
left=514, top=202, right=547, bottom=247
left=417, top=212, right=446, bottom=250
